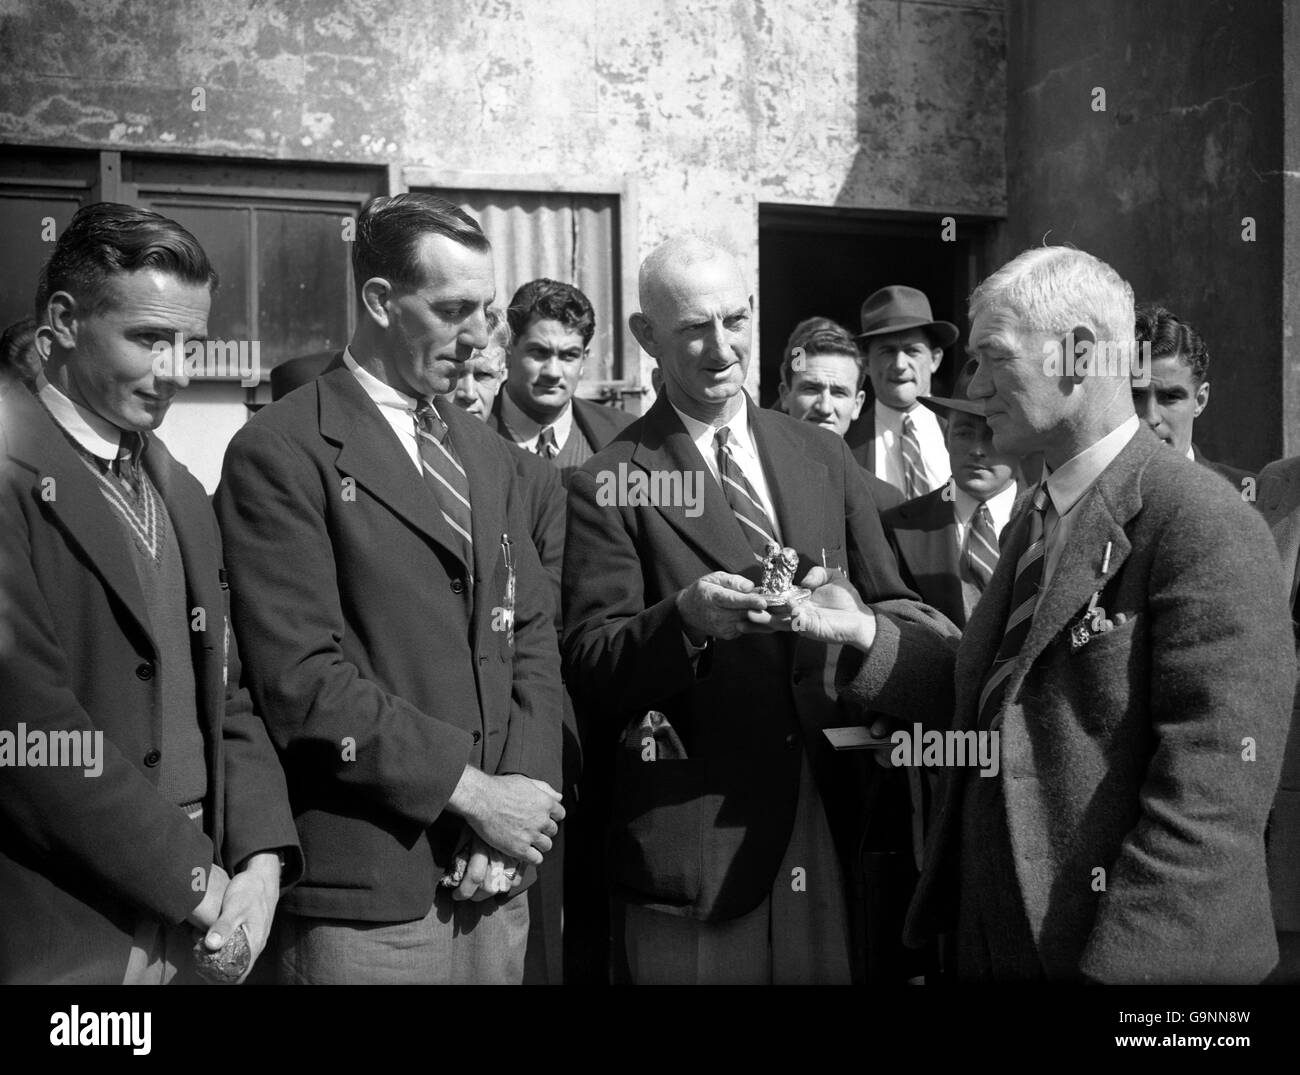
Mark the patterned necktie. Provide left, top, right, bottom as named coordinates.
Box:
left=117, top=431, right=145, bottom=497
left=414, top=399, right=474, bottom=565
left=963, top=502, right=999, bottom=592
left=900, top=412, right=929, bottom=500
left=536, top=425, right=558, bottom=460
left=714, top=426, right=779, bottom=562
left=977, top=484, right=1051, bottom=731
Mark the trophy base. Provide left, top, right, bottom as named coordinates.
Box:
left=757, top=586, right=811, bottom=613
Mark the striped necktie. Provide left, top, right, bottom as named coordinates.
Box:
left=900, top=412, right=929, bottom=500
left=117, top=431, right=145, bottom=497
left=963, top=501, right=999, bottom=592
left=976, top=484, right=1050, bottom=731
left=536, top=425, right=558, bottom=460
left=414, top=399, right=474, bottom=566
left=714, top=425, right=779, bottom=562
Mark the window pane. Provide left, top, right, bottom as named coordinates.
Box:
left=0, top=192, right=82, bottom=327
left=256, top=208, right=351, bottom=364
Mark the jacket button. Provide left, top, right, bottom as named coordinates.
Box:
left=785, top=733, right=797, bottom=748
left=472, top=731, right=482, bottom=744
left=135, top=662, right=154, bottom=681
left=478, top=656, right=488, bottom=666
left=143, top=749, right=161, bottom=767
left=791, top=671, right=804, bottom=685
left=450, top=579, right=465, bottom=594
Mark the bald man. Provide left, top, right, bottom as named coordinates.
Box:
left=561, top=236, right=958, bottom=984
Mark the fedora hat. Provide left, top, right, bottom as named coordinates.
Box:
left=856, top=285, right=959, bottom=349
left=918, top=357, right=987, bottom=418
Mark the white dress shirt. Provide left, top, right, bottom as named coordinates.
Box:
left=670, top=399, right=783, bottom=543
left=500, top=389, right=575, bottom=454
left=1039, top=415, right=1140, bottom=598
left=873, top=401, right=949, bottom=495
left=36, top=374, right=130, bottom=463
left=952, top=480, right=1019, bottom=553
left=343, top=348, right=425, bottom=475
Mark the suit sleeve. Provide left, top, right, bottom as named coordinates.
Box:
left=836, top=439, right=961, bottom=723
left=0, top=463, right=212, bottom=925
left=1078, top=495, right=1294, bottom=982
left=530, top=461, right=565, bottom=608
left=205, top=512, right=303, bottom=885
left=214, top=421, right=474, bottom=831
left=561, top=465, right=701, bottom=715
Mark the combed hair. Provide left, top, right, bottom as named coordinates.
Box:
left=351, top=193, right=488, bottom=296
left=1134, top=303, right=1210, bottom=384
left=0, top=316, right=40, bottom=385
left=40, top=202, right=217, bottom=315
left=969, top=246, right=1134, bottom=348
left=506, top=278, right=595, bottom=348
left=780, top=316, right=865, bottom=388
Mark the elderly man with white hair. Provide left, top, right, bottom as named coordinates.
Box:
left=794, top=246, right=1294, bottom=983
left=562, top=235, right=957, bottom=984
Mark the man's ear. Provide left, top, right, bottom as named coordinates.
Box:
left=46, top=291, right=79, bottom=349
left=928, top=347, right=944, bottom=374
left=629, top=312, right=660, bottom=359
left=850, top=389, right=866, bottom=421
left=777, top=380, right=790, bottom=407
left=360, top=278, right=392, bottom=328
left=1194, top=379, right=1210, bottom=418
left=1068, top=324, right=1096, bottom=384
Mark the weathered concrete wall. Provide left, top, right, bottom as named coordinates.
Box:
left=0, top=0, right=1006, bottom=391
left=1004, top=0, right=1287, bottom=472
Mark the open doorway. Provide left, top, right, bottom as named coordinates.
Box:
left=757, top=205, right=1001, bottom=443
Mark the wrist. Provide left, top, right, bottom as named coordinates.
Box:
left=853, top=608, right=878, bottom=652
left=447, top=764, right=486, bottom=822
left=676, top=590, right=709, bottom=647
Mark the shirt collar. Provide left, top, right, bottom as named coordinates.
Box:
left=343, top=347, right=422, bottom=413
left=1185, top=444, right=1196, bottom=462
left=874, top=400, right=937, bottom=435
left=953, top=479, right=1018, bottom=528
left=670, top=395, right=754, bottom=451
left=36, top=374, right=132, bottom=462
left=1044, top=414, right=1141, bottom=517
left=500, top=386, right=574, bottom=448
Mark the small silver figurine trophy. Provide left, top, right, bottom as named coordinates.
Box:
left=755, top=541, right=810, bottom=612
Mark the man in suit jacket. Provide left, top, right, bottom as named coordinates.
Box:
left=488, top=277, right=634, bottom=487
left=809, top=246, right=1293, bottom=982
left=844, top=286, right=956, bottom=498
left=882, top=365, right=1020, bottom=629
left=440, top=304, right=570, bottom=985
left=215, top=194, right=564, bottom=985
left=1255, top=456, right=1300, bottom=979
left=563, top=236, right=958, bottom=984
left=1132, top=303, right=1253, bottom=492
left=0, top=203, right=300, bottom=984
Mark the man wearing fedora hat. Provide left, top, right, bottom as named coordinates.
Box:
left=851, top=286, right=958, bottom=501
left=882, top=362, right=1021, bottom=630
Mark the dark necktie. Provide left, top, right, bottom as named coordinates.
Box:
left=715, top=425, right=779, bottom=562
left=536, top=425, right=558, bottom=460
left=963, top=502, right=999, bottom=592
left=900, top=412, right=929, bottom=500
left=414, top=399, right=474, bottom=565
left=977, top=484, right=1050, bottom=730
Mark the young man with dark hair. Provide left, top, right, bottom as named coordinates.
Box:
left=0, top=201, right=300, bottom=983
left=1131, top=303, right=1251, bottom=489
left=215, top=192, right=564, bottom=984
left=491, top=277, right=632, bottom=485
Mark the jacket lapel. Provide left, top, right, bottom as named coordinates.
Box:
left=750, top=403, right=830, bottom=557
left=319, top=365, right=470, bottom=571
left=4, top=388, right=155, bottom=649
left=1014, top=431, right=1153, bottom=679
left=146, top=442, right=224, bottom=751
left=629, top=395, right=755, bottom=572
